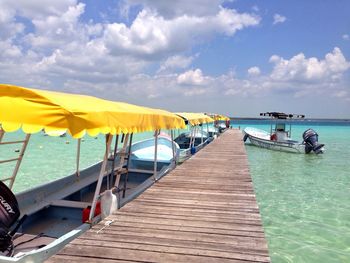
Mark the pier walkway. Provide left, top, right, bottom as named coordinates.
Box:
left=48, top=129, right=270, bottom=262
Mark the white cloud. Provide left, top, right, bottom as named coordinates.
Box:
left=104, top=8, right=260, bottom=58
left=269, top=47, right=350, bottom=82
left=122, top=0, right=224, bottom=19
left=0, top=0, right=260, bottom=94
left=177, top=69, right=209, bottom=85
left=158, top=55, right=194, bottom=72
left=273, top=13, right=286, bottom=25
left=0, top=1, right=348, bottom=114
left=342, top=34, right=349, bottom=40
left=248, top=66, right=261, bottom=76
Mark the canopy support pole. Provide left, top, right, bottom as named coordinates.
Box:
left=75, top=138, right=81, bottom=177
left=171, top=130, right=176, bottom=165
left=114, top=133, right=130, bottom=189
left=89, top=134, right=113, bottom=221
left=201, top=124, right=204, bottom=145
left=153, top=130, right=159, bottom=181
left=122, top=133, right=133, bottom=198
left=189, top=126, right=194, bottom=148
left=0, top=128, right=4, bottom=143
left=8, top=134, right=31, bottom=189
left=109, top=134, right=119, bottom=189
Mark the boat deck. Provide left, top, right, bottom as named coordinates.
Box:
left=47, top=129, right=270, bottom=262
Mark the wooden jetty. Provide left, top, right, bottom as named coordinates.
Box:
left=47, top=129, right=270, bottom=262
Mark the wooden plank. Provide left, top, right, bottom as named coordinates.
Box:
left=47, top=129, right=270, bottom=263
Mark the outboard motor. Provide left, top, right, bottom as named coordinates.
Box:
left=0, top=181, right=25, bottom=256
left=303, top=129, right=325, bottom=154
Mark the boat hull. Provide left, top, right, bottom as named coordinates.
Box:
left=0, top=158, right=174, bottom=262
left=244, top=127, right=305, bottom=154
left=129, top=136, right=180, bottom=171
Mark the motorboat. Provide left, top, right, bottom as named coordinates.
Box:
left=243, top=112, right=325, bottom=154
left=207, top=126, right=219, bottom=138
left=129, top=135, right=180, bottom=171
left=0, top=84, right=185, bottom=262
left=175, top=130, right=212, bottom=163
left=205, top=113, right=230, bottom=133
left=174, top=113, right=214, bottom=163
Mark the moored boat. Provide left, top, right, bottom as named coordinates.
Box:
left=243, top=112, right=325, bottom=154
left=0, top=84, right=185, bottom=262
left=175, top=113, right=214, bottom=163
left=129, top=135, right=180, bottom=171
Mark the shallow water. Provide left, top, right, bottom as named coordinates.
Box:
left=234, top=122, right=350, bottom=263
left=0, top=128, right=189, bottom=193
left=1, top=123, right=349, bottom=262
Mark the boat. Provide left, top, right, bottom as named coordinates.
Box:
left=243, top=112, right=325, bottom=154
left=129, top=135, right=180, bottom=171
left=205, top=113, right=230, bottom=133
left=207, top=126, right=219, bottom=138
left=0, top=84, right=185, bottom=262
left=174, top=113, right=214, bottom=163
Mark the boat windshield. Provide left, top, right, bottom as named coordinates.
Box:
left=275, top=123, right=286, bottom=131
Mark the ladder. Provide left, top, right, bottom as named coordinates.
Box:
left=0, top=128, right=31, bottom=189
left=112, top=133, right=132, bottom=198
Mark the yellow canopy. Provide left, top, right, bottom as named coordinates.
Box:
left=205, top=113, right=230, bottom=121
left=175, top=112, right=214, bottom=126
left=0, top=84, right=186, bottom=138
left=215, top=114, right=230, bottom=121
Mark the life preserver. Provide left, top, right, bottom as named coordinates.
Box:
left=270, top=133, right=277, bottom=141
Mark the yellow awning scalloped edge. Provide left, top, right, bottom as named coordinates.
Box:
left=175, top=112, right=214, bottom=126
left=0, top=84, right=186, bottom=138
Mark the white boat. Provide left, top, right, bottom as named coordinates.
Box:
left=0, top=84, right=185, bottom=262
left=174, top=113, right=214, bottom=163
left=207, top=126, right=219, bottom=138
left=129, top=135, right=180, bottom=171
left=175, top=130, right=211, bottom=163
left=243, top=112, right=325, bottom=154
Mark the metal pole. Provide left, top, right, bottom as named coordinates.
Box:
left=0, top=128, right=4, bottom=143
left=89, top=134, right=113, bottom=221
left=192, top=126, right=197, bottom=148
left=189, top=126, right=194, bottom=148
left=9, top=134, right=31, bottom=189
left=76, top=138, right=81, bottom=177
left=201, top=124, right=204, bottom=144
left=122, top=133, right=133, bottom=198
left=153, top=129, right=159, bottom=181
left=110, top=134, right=119, bottom=189
left=171, top=130, right=176, bottom=165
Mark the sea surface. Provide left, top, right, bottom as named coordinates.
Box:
left=1, top=121, right=349, bottom=262
left=0, top=129, right=187, bottom=193
left=232, top=120, right=350, bottom=263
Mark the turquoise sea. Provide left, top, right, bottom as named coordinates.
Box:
left=0, top=121, right=349, bottom=262
left=232, top=120, right=350, bottom=263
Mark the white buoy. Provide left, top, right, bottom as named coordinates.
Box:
left=100, top=190, right=117, bottom=219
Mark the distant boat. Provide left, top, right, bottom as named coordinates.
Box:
left=207, top=126, right=219, bottom=138
left=175, top=130, right=211, bottom=163
left=243, top=112, right=325, bottom=154
left=129, top=136, right=180, bottom=171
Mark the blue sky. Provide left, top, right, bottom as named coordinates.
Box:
left=0, top=0, right=349, bottom=118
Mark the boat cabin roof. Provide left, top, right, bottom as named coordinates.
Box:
left=260, top=112, right=305, bottom=119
